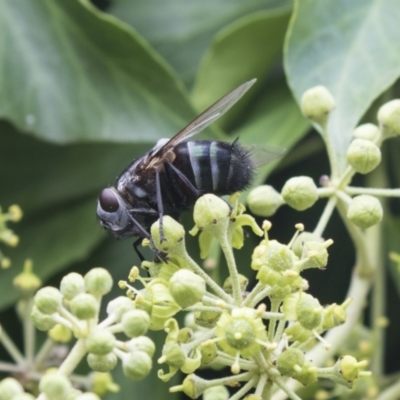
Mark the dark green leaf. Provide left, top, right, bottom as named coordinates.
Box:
left=234, top=79, right=310, bottom=185
left=285, top=0, right=400, bottom=171
left=0, top=0, right=194, bottom=142
left=110, top=0, right=292, bottom=85
left=192, top=9, right=291, bottom=130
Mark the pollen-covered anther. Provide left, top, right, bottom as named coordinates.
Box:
left=128, top=266, right=140, bottom=282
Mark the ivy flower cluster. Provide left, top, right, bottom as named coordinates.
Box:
left=3, top=84, right=400, bottom=399
left=115, top=194, right=369, bottom=400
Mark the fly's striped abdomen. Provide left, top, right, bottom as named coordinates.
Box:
left=171, top=140, right=254, bottom=197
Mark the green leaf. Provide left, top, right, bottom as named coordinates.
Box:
left=110, top=0, right=292, bottom=85
left=0, top=0, right=194, bottom=143
left=192, top=9, right=291, bottom=130
left=233, top=79, right=310, bottom=184
left=285, top=0, right=400, bottom=171
left=0, top=122, right=150, bottom=213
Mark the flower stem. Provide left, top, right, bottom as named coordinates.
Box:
left=0, top=326, right=25, bottom=366
left=346, top=186, right=400, bottom=197
left=229, top=375, right=258, bottom=400
left=34, top=337, right=54, bottom=370
left=22, top=298, right=35, bottom=365
left=268, top=300, right=281, bottom=342
left=218, top=234, right=242, bottom=305
left=58, top=339, right=87, bottom=376
left=242, top=282, right=264, bottom=307
left=313, top=195, right=337, bottom=237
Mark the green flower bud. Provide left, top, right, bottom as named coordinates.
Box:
left=300, top=239, right=333, bottom=270
left=282, top=177, right=318, bottom=211
left=292, top=232, right=324, bottom=258
left=337, top=355, right=365, bottom=381
left=268, top=285, right=292, bottom=300
left=247, top=185, right=284, bottom=217
left=256, top=266, right=281, bottom=286
left=69, top=293, right=99, bottom=320
left=31, top=305, right=57, bottom=331
left=87, top=353, right=118, bottom=372
left=91, top=372, right=119, bottom=397
left=194, top=306, right=220, bottom=328
left=203, top=385, right=229, bottom=400
left=301, top=86, right=336, bottom=127
left=169, top=374, right=209, bottom=399
left=276, top=348, right=305, bottom=377
left=84, top=268, right=113, bottom=297
left=285, top=322, right=313, bottom=343
left=13, top=259, right=41, bottom=296
left=346, top=139, right=381, bottom=174
left=137, top=281, right=180, bottom=330
left=193, top=194, right=230, bottom=229
left=106, top=296, right=135, bottom=322
left=223, top=274, right=248, bottom=295
left=347, top=195, right=383, bottom=229
left=126, top=336, right=156, bottom=357
left=121, top=309, right=150, bottom=338
left=60, top=272, right=85, bottom=300
left=49, top=324, right=72, bottom=343
left=294, top=361, right=318, bottom=386
left=264, top=242, right=296, bottom=272
left=377, top=99, right=400, bottom=139
left=122, top=351, right=152, bottom=381
left=296, top=293, right=323, bottom=330
left=151, top=216, right=186, bottom=254
left=169, top=270, right=205, bottom=308
left=353, top=123, right=380, bottom=142
left=39, top=373, right=72, bottom=400
left=177, top=327, right=192, bottom=343
left=215, top=308, right=267, bottom=358
left=86, top=330, right=116, bottom=355
left=160, top=341, right=186, bottom=368
left=0, top=377, right=24, bottom=400
left=34, top=287, right=63, bottom=315
left=200, top=341, right=218, bottom=365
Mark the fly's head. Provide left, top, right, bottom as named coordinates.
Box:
left=97, top=188, right=133, bottom=239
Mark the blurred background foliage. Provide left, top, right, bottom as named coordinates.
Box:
left=1, top=0, right=400, bottom=398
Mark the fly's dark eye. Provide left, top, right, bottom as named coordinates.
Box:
left=99, top=189, right=119, bottom=212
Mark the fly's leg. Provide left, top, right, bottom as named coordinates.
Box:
left=127, top=214, right=167, bottom=262
left=155, top=171, right=166, bottom=243
left=165, top=162, right=200, bottom=197
left=133, top=237, right=145, bottom=262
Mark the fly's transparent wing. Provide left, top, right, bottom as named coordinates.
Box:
left=246, top=145, right=286, bottom=168
left=147, top=79, right=256, bottom=161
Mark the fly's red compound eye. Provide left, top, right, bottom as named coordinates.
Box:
left=99, top=188, right=119, bottom=213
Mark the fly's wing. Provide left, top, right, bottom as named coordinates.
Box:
left=245, top=145, right=286, bottom=168
left=144, top=79, right=257, bottom=165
